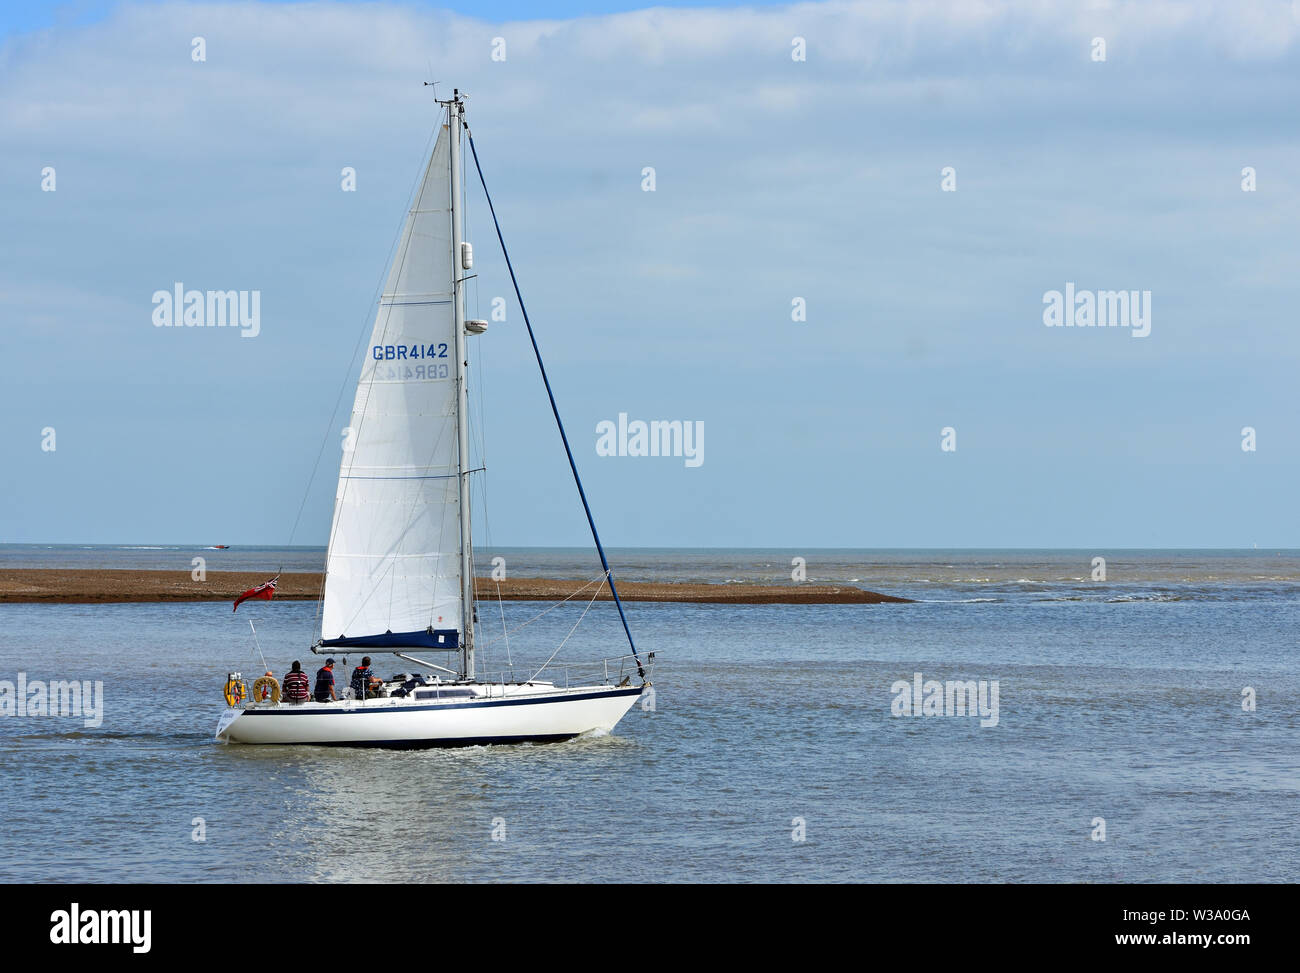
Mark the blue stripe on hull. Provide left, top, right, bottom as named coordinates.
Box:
left=309, top=733, right=578, bottom=750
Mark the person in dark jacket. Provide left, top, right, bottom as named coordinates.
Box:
left=282, top=660, right=311, bottom=703
left=350, top=657, right=380, bottom=699
left=314, top=659, right=337, bottom=702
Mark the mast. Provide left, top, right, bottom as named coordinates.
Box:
left=447, top=91, right=475, bottom=680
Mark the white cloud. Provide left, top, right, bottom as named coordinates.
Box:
left=1, top=0, right=1296, bottom=369
left=2, top=1, right=1296, bottom=151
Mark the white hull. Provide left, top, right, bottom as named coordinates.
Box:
left=215, top=683, right=644, bottom=748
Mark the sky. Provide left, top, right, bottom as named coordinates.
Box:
left=2, top=0, right=1298, bottom=549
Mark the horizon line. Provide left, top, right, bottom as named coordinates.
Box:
left=4, top=543, right=1299, bottom=553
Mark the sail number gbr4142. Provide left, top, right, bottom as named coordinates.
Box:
left=369, top=343, right=450, bottom=381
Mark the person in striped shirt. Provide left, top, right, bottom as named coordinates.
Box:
left=282, top=661, right=311, bottom=703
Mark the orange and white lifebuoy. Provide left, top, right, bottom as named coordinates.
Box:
left=251, top=675, right=281, bottom=704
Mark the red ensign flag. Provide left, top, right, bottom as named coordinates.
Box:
left=233, top=575, right=279, bottom=612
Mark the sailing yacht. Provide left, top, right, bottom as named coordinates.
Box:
left=216, top=90, right=650, bottom=747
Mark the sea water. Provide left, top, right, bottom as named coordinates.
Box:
left=0, top=547, right=1297, bottom=882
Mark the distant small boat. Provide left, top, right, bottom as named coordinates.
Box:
left=207, top=545, right=230, bottom=550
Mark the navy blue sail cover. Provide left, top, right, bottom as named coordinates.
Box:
left=320, top=629, right=459, bottom=650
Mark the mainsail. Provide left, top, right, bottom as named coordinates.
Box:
left=320, top=123, right=462, bottom=650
